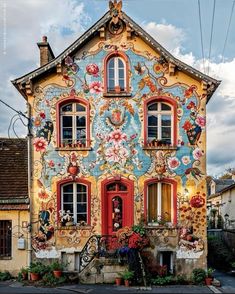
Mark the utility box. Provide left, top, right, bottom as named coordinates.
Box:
left=17, top=237, right=26, bottom=250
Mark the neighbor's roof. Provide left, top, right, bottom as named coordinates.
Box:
left=213, top=178, right=235, bottom=193
left=12, top=10, right=220, bottom=102
left=0, top=138, right=29, bottom=209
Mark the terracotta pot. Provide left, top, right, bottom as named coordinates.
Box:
left=115, top=277, right=122, bottom=286
left=53, top=270, right=62, bottom=278
left=205, top=277, right=213, bottom=285
left=30, top=272, right=40, bottom=281
left=115, top=85, right=121, bottom=93
left=124, top=279, right=130, bottom=287
left=22, top=272, right=28, bottom=280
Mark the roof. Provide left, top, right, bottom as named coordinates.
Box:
left=12, top=10, right=220, bottom=102
left=0, top=138, right=28, bottom=205
left=213, top=179, right=235, bottom=193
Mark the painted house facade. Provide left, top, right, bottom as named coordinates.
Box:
left=12, top=1, right=220, bottom=279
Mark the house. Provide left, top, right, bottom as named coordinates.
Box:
left=0, top=138, right=29, bottom=276
left=208, top=177, right=235, bottom=229
left=12, top=0, right=220, bottom=281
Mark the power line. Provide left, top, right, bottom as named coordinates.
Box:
left=197, top=0, right=206, bottom=73
left=208, top=0, right=216, bottom=76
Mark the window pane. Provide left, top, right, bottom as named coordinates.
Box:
left=0, top=220, right=12, bottom=257
left=148, top=103, right=158, bottom=111
left=118, top=58, right=124, bottom=68
left=63, top=194, right=73, bottom=202
left=119, top=68, right=124, bottom=79
left=76, top=116, right=86, bottom=127
left=62, top=129, right=72, bottom=139
left=76, top=104, right=86, bottom=112
left=77, top=214, right=87, bottom=222
left=108, top=58, right=114, bottom=68
left=161, top=103, right=171, bottom=111
left=119, top=79, right=125, bottom=90
left=77, top=203, right=87, bottom=213
left=161, top=183, right=171, bottom=222
left=77, top=184, right=87, bottom=193
left=76, top=129, right=86, bottom=141
left=61, top=104, right=72, bottom=112
left=148, top=183, right=158, bottom=222
left=77, top=194, right=87, bottom=202
left=162, top=127, right=171, bottom=139
left=62, top=116, right=72, bottom=127
left=63, top=204, right=73, bottom=213
left=148, top=127, right=158, bottom=139
left=109, top=69, right=114, bottom=79
left=63, top=184, right=73, bottom=193
left=107, top=183, right=116, bottom=191
left=148, top=115, right=158, bottom=126
left=108, top=79, right=115, bottom=91
left=162, top=115, right=171, bottom=126
left=118, top=184, right=127, bottom=191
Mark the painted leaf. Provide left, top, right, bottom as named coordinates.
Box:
left=138, top=79, right=145, bottom=90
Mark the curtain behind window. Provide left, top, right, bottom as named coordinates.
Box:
left=161, top=183, right=171, bottom=221
left=148, top=183, right=158, bottom=222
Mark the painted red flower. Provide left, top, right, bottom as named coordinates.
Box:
left=33, top=137, right=48, bottom=152
left=86, top=63, right=99, bottom=77
left=48, top=160, right=55, bottom=168
left=38, top=190, right=49, bottom=200
left=89, top=81, right=103, bottom=94
left=186, top=101, right=196, bottom=110
left=182, top=121, right=193, bottom=131
left=108, top=129, right=127, bottom=146
left=39, top=112, right=46, bottom=119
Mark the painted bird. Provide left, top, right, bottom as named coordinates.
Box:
left=185, top=167, right=203, bottom=181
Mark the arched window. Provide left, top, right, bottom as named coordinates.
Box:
left=147, top=101, right=173, bottom=145
left=144, top=179, right=177, bottom=225
left=59, top=101, right=88, bottom=147
left=104, top=52, right=129, bottom=94
left=61, top=182, right=88, bottom=224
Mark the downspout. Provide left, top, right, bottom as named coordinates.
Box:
left=27, top=102, right=32, bottom=273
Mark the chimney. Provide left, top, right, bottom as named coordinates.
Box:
left=37, top=36, right=55, bottom=66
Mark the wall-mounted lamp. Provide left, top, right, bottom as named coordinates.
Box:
left=178, top=188, right=190, bottom=203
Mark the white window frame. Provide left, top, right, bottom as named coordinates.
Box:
left=61, top=182, right=88, bottom=224
left=60, top=102, right=87, bottom=145
left=107, top=56, right=126, bottom=91
left=159, top=251, right=173, bottom=274
left=147, top=102, right=173, bottom=144
left=147, top=182, right=173, bottom=224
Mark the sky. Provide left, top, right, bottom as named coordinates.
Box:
left=0, top=0, right=235, bottom=177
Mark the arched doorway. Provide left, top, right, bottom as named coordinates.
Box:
left=101, top=178, right=134, bottom=235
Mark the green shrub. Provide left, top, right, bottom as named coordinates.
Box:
left=0, top=271, right=12, bottom=281
left=42, top=272, right=67, bottom=286
left=50, top=260, right=65, bottom=271
left=151, top=275, right=173, bottom=285
left=174, top=274, right=188, bottom=285
left=29, top=262, right=50, bottom=275
left=192, top=268, right=206, bottom=285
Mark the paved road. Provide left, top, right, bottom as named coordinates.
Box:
left=0, top=281, right=214, bottom=294
left=214, top=270, right=235, bottom=293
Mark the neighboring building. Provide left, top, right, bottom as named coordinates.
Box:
left=0, top=138, right=29, bottom=276
left=12, top=1, right=220, bottom=279
left=208, top=177, right=235, bottom=229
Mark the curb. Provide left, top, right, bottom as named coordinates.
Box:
left=56, top=287, right=92, bottom=293
left=207, top=285, right=222, bottom=293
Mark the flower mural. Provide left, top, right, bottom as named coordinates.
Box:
left=33, top=137, right=48, bottom=152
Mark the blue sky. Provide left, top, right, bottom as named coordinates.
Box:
left=0, top=0, right=235, bottom=176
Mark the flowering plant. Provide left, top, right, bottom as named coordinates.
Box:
left=59, top=210, right=74, bottom=225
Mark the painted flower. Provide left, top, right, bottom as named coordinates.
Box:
left=65, top=56, right=73, bottom=66
left=187, top=101, right=196, bottom=110
left=33, top=137, right=48, bottom=152
left=39, top=112, right=46, bottom=119
left=108, top=129, right=127, bottom=146
left=182, top=156, right=191, bottom=165
left=86, top=63, right=99, bottom=77
left=153, top=63, right=163, bottom=74
left=182, top=120, right=193, bottom=131
left=47, top=160, right=55, bottom=168
left=193, top=148, right=203, bottom=160
left=38, top=190, right=49, bottom=200
left=89, top=81, right=103, bottom=94
left=177, top=108, right=183, bottom=117
left=168, top=156, right=180, bottom=170
left=195, top=115, right=206, bottom=128
left=105, top=146, right=128, bottom=163
left=33, top=117, right=42, bottom=127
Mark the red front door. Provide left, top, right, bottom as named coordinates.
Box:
left=102, top=179, right=133, bottom=235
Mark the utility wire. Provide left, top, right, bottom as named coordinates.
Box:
left=217, top=0, right=235, bottom=75
left=197, top=0, right=206, bottom=74
left=208, top=0, right=216, bottom=76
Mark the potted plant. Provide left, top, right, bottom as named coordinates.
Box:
left=192, top=268, right=206, bottom=285
left=205, top=268, right=215, bottom=285
left=115, top=273, right=122, bottom=286
left=120, top=270, right=134, bottom=287
left=29, top=262, right=46, bottom=281
left=18, top=267, right=28, bottom=281
left=50, top=260, right=64, bottom=278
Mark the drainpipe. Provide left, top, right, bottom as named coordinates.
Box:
left=27, top=102, right=32, bottom=273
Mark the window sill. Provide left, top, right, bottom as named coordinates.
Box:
left=56, top=225, right=92, bottom=230
left=103, top=92, right=132, bottom=98
left=145, top=224, right=176, bottom=230
left=143, top=145, right=177, bottom=151
left=0, top=256, right=12, bottom=260
left=55, top=147, right=91, bottom=151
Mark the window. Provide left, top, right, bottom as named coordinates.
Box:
left=147, top=182, right=173, bottom=223
left=107, top=56, right=126, bottom=92
left=60, top=101, right=88, bottom=147
left=159, top=251, right=173, bottom=274
left=0, top=220, right=11, bottom=258
left=147, top=101, right=173, bottom=145
left=61, top=183, right=88, bottom=223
